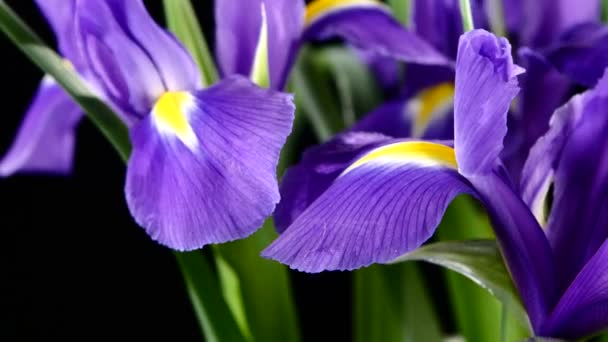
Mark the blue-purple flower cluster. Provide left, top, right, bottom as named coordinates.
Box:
left=3, top=0, right=608, bottom=339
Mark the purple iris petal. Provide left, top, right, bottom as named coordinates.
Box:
left=303, top=5, right=450, bottom=67
left=519, top=86, right=581, bottom=217
left=350, top=100, right=412, bottom=138
left=126, top=76, right=294, bottom=251
left=274, top=132, right=391, bottom=233
left=75, top=0, right=199, bottom=120
left=0, top=80, right=82, bottom=176
left=469, top=169, right=556, bottom=331
left=215, top=0, right=304, bottom=90
left=264, top=140, right=474, bottom=272
left=543, top=71, right=608, bottom=294
left=502, top=48, right=571, bottom=184
left=454, top=29, right=524, bottom=177
left=544, top=23, right=608, bottom=87
left=411, top=0, right=488, bottom=59
left=35, top=0, right=84, bottom=68
left=104, top=0, right=201, bottom=91
left=507, top=0, right=600, bottom=48
left=541, top=238, right=608, bottom=338
left=411, top=0, right=462, bottom=58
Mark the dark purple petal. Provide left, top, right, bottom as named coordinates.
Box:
left=303, top=3, right=450, bottom=66
left=274, top=132, right=391, bottom=233
left=264, top=141, right=474, bottom=272
left=540, top=238, right=608, bottom=339
left=519, top=72, right=582, bottom=221
left=411, top=0, right=487, bottom=59
left=0, top=79, right=82, bottom=176
left=454, top=29, right=523, bottom=177
left=125, top=76, right=294, bottom=250
left=469, top=169, right=556, bottom=332
left=544, top=23, right=608, bottom=87
left=543, top=71, right=608, bottom=293
left=354, top=83, right=455, bottom=139
left=215, top=0, right=304, bottom=90
left=502, top=48, right=571, bottom=184
left=75, top=0, right=199, bottom=119
left=350, top=100, right=412, bottom=138
left=508, top=0, right=600, bottom=48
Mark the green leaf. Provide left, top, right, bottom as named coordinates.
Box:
left=0, top=1, right=131, bottom=161
left=216, top=221, right=301, bottom=342
left=314, top=46, right=383, bottom=127
left=289, top=46, right=341, bottom=141
left=289, top=45, right=384, bottom=141
left=392, top=239, right=529, bottom=328
left=214, top=254, right=253, bottom=340
left=163, top=0, right=218, bottom=86
left=437, top=196, right=529, bottom=341
left=354, top=263, right=443, bottom=342
left=387, top=0, right=412, bottom=26
left=175, top=251, right=248, bottom=342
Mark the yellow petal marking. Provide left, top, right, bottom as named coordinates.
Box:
left=153, top=91, right=198, bottom=150
left=343, top=141, right=458, bottom=175
left=410, top=83, right=455, bottom=138
left=305, top=0, right=382, bottom=25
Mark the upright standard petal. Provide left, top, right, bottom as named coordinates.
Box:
left=519, top=96, right=580, bottom=223
left=543, top=71, right=608, bottom=293
left=544, top=23, right=608, bottom=88
left=264, top=140, right=475, bottom=272
left=541, top=238, right=608, bottom=339
left=454, top=30, right=523, bottom=177
left=303, top=0, right=450, bottom=66
left=125, top=76, right=294, bottom=250
left=0, top=79, right=82, bottom=176
left=215, top=0, right=304, bottom=90
left=75, top=0, right=199, bottom=119
left=502, top=48, right=571, bottom=184
left=274, top=132, right=391, bottom=233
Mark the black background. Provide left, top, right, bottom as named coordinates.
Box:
left=1, top=1, right=351, bottom=341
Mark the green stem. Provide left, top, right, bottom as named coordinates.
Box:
left=290, top=64, right=334, bottom=141
left=459, top=0, right=475, bottom=32
left=175, top=251, right=248, bottom=342
left=603, top=0, right=608, bottom=23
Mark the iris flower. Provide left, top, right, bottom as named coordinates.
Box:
left=272, top=0, right=486, bottom=230
left=499, top=0, right=603, bottom=181
left=1, top=0, right=454, bottom=249
left=2, top=0, right=296, bottom=251
left=214, top=0, right=451, bottom=91
left=0, top=1, right=83, bottom=176
left=264, top=29, right=608, bottom=339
